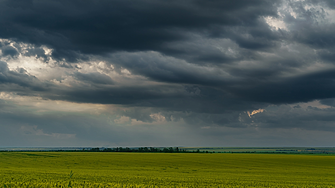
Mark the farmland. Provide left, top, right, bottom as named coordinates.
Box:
left=1, top=152, right=335, bottom=187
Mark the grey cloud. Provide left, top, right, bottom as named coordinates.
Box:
left=0, top=101, right=206, bottom=147
left=109, top=52, right=234, bottom=85
left=317, top=48, right=335, bottom=63
left=1, top=0, right=335, bottom=147
left=283, top=1, right=335, bottom=49
left=21, top=46, right=48, bottom=60
left=249, top=105, right=335, bottom=132
left=73, top=72, right=114, bottom=85
left=0, top=61, right=46, bottom=91
left=319, top=98, right=335, bottom=107
left=2, top=0, right=332, bottom=109
left=2, top=96, right=335, bottom=147
left=308, top=0, right=335, bottom=9
left=0, top=0, right=278, bottom=62
left=0, top=39, right=50, bottom=61
left=233, top=69, right=335, bottom=104
left=1, top=46, right=18, bottom=57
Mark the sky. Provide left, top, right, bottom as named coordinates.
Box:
left=1, top=0, right=335, bottom=147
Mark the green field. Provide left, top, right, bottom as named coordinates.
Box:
left=1, top=152, right=335, bottom=187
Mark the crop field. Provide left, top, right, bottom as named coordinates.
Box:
left=1, top=152, right=335, bottom=187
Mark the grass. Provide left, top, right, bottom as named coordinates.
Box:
left=1, top=152, right=335, bottom=187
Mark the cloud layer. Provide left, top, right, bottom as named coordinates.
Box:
left=1, top=0, right=335, bottom=146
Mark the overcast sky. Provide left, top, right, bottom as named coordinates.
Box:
left=1, top=0, right=335, bottom=147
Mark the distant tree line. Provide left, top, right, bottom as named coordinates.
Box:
left=79, top=147, right=333, bottom=154
left=2, top=147, right=332, bottom=154
left=0, top=147, right=213, bottom=153
left=83, top=147, right=193, bottom=153
left=0, top=148, right=333, bottom=154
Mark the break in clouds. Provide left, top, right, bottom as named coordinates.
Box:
left=1, top=0, right=335, bottom=147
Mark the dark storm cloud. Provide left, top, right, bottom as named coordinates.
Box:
left=317, top=48, right=335, bottom=63
left=230, top=69, right=335, bottom=104
left=108, top=52, right=234, bottom=85
left=73, top=72, right=114, bottom=85
left=0, top=0, right=278, bottom=62
left=1, top=0, right=335, bottom=135
left=283, top=1, right=335, bottom=50
left=44, top=82, right=266, bottom=114
left=103, top=47, right=334, bottom=108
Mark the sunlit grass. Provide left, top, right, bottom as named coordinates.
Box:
left=1, top=152, right=335, bottom=187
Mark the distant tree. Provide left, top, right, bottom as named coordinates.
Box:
left=168, top=147, right=174, bottom=153
left=90, top=147, right=100, bottom=152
